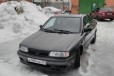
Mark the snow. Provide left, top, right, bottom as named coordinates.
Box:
left=43, top=6, right=61, bottom=12
left=79, top=21, right=114, bottom=76
left=0, top=1, right=114, bottom=76
left=42, top=6, right=62, bottom=17
left=0, top=21, right=114, bottom=76
left=0, top=1, right=48, bottom=43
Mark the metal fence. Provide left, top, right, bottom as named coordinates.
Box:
left=33, top=2, right=69, bottom=10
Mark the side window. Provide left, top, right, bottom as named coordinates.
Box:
left=83, top=15, right=93, bottom=27
left=83, top=16, right=86, bottom=26
left=87, top=15, right=94, bottom=28
left=87, top=15, right=92, bottom=22
left=83, top=16, right=87, bottom=27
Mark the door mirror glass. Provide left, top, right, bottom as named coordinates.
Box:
left=39, top=25, right=43, bottom=29
left=84, top=27, right=92, bottom=32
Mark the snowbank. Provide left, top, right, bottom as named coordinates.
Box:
left=0, top=1, right=48, bottom=43
left=42, top=6, right=62, bottom=17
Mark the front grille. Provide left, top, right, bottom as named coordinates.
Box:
left=28, top=48, right=49, bottom=57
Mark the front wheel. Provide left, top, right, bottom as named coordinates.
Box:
left=110, top=18, right=114, bottom=21
left=73, top=49, right=80, bottom=68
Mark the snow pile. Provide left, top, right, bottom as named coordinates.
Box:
left=42, top=6, right=62, bottom=17
left=43, top=6, right=61, bottom=12
left=0, top=1, right=48, bottom=43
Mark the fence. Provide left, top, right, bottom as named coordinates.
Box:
left=33, top=2, right=69, bottom=10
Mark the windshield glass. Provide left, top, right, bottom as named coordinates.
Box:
left=100, top=7, right=114, bottom=12
left=42, top=17, right=81, bottom=33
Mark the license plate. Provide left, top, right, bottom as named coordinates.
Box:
left=27, top=58, right=46, bottom=65
left=107, top=13, right=112, bottom=15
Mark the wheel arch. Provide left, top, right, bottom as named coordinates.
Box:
left=80, top=45, right=83, bottom=55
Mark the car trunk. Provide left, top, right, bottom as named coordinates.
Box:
left=99, top=11, right=114, bottom=16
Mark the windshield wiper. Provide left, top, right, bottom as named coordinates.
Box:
left=54, top=29, right=73, bottom=34
left=43, top=29, right=55, bottom=33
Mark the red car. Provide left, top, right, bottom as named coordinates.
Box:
left=90, top=7, right=114, bottom=21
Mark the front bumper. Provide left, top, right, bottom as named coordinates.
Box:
left=17, top=51, right=75, bottom=71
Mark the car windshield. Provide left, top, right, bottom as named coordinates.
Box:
left=100, top=7, right=114, bottom=12
left=42, top=17, right=81, bottom=33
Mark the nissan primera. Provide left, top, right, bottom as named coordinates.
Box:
left=17, top=14, right=97, bottom=71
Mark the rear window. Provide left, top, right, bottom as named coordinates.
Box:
left=100, top=7, right=114, bottom=12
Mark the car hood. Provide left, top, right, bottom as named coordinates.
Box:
left=21, top=31, right=81, bottom=52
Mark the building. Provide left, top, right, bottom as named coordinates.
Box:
left=71, top=0, right=114, bottom=14
left=33, top=0, right=70, bottom=8
left=0, top=0, right=32, bottom=3
left=1, top=0, right=114, bottom=14
left=0, top=0, right=6, bottom=3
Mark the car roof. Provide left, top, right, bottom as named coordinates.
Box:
left=52, top=14, right=86, bottom=18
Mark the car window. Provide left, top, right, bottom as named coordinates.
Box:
left=100, top=7, right=114, bottom=12
left=83, top=16, right=87, bottom=26
left=83, top=15, right=93, bottom=27
left=87, top=15, right=92, bottom=22
left=43, top=17, right=81, bottom=33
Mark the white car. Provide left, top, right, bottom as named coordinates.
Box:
left=42, top=6, right=62, bottom=15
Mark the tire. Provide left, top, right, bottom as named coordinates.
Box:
left=96, top=16, right=100, bottom=21
left=73, top=49, right=80, bottom=68
left=110, top=19, right=114, bottom=21
left=91, top=32, right=96, bottom=44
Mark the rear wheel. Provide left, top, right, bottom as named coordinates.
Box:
left=110, top=18, right=114, bottom=21
left=73, top=49, right=80, bottom=68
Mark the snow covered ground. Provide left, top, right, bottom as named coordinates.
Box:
left=0, top=1, right=48, bottom=43
left=0, top=21, right=114, bottom=76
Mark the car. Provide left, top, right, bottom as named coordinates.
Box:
left=17, top=14, right=97, bottom=71
left=42, top=6, right=62, bottom=15
left=90, top=7, right=114, bottom=21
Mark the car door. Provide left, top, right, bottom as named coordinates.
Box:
left=83, top=15, right=95, bottom=48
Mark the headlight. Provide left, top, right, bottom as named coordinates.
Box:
left=19, top=46, right=28, bottom=52
left=49, top=52, right=69, bottom=57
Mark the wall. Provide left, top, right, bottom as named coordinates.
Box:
left=71, top=0, right=79, bottom=14
left=0, top=0, right=32, bottom=3
left=0, top=0, right=6, bottom=3
left=105, top=0, right=114, bottom=9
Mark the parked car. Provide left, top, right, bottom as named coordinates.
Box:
left=42, top=6, right=62, bottom=15
left=17, top=14, right=97, bottom=71
left=90, top=7, right=114, bottom=21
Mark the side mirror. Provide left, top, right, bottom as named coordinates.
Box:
left=39, top=25, right=43, bottom=29
left=84, top=27, right=92, bottom=32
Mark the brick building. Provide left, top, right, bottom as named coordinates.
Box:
left=0, top=0, right=32, bottom=3
left=71, top=0, right=114, bottom=14
left=0, top=0, right=6, bottom=3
